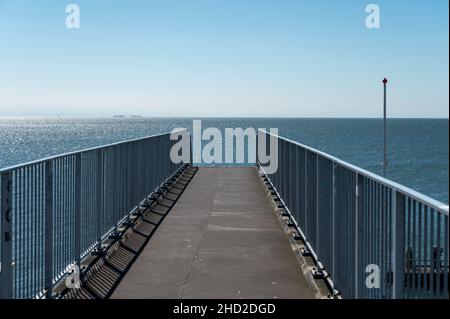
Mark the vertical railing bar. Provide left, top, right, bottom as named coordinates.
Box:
left=96, top=149, right=104, bottom=252
left=367, top=179, right=372, bottom=299
left=331, top=161, right=336, bottom=296
left=69, top=156, right=73, bottom=269
left=406, top=197, right=411, bottom=295
left=54, top=160, right=58, bottom=279
left=304, top=149, right=308, bottom=238
left=39, top=164, right=44, bottom=294
left=388, top=188, right=393, bottom=298
left=377, top=182, right=382, bottom=298
left=418, top=202, right=423, bottom=296
left=15, top=169, right=20, bottom=298
left=294, top=145, right=298, bottom=227
left=18, top=170, right=22, bottom=298
left=315, top=154, right=319, bottom=257
left=44, top=160, right=53, bottom=299
left=408, top=197, right=413, bottom=294
left=429, top=208, right=436, bottom=297
left=30, top=168, right=39, bottom=298
left=373, top=180, right=378, bottom=298
left=29, top=166, right=34, bottom=297
left=66, top=161, right=69, bottom=270
left=435, top=211, right=441, bottom=298
left=289, top=143, right=292, bottom=214
left=371, top=179, right=376, bottom=298
left=18, top=169, right=23, bottom=298
left=113, top=145, right=118, bottom=230
left=24, top=167, right=29, bottom=297
left=379, top=184, right=384, bottom=298
left=409, top=199, right=418, bottom=296
left=62, top=157, right=66, bottom=273
left=60, top=158, right=64, bottom=273
left=443, top=215, right=448, bottom=298
left=112, top=147, right=118, bottom=234
left=426, top=203, right=428, bottom=298
left=20, top=168, right=25, bottom=298
left=29, top=166, right=33, bottom=298
left=74, top=154, right=81, bottom=274
left=393, top=190, right=405, bottom=299
left=12, top=171, right=17, bottom=298
left=1, top=171, right=13, bottom=299
left=350, top=171, right=354, bottom=297
left=125, top=143, right=129, bottom=216
left=59, top=158, right=63, bottom=276
left=62, top=157, right=66, bottom=277
left=34, top=165, right=39, bottom=296
left=432, top=209, right=437, bottom=299
left=355, top=173, right=363, bottom=298
left=28, top=166, right=32, bottom=298
left=281, top=140, right=284, bottom=203
left=360, top=177, right=364, bottom=298
left=23, top=167, right=28, bottom=298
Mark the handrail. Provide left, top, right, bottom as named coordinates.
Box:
left=259, top=129, right=449, bottom=214
left=0, top=129, right=188, bottom=299
left=257, top=129, right=449, bottom=299
left=0, top=129, right=186, bottom=173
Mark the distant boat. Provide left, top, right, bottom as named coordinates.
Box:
left=112, top=115, right=142, bottom=118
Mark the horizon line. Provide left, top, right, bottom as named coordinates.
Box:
left=0, top=115, right=449, bottom=120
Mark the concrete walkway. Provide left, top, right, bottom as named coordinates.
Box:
left=112, top=167, right=317, bottom=299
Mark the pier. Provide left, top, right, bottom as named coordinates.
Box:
left=0, top=130, right=448, bottom=299
left=112, top=167, right=317, bottom=299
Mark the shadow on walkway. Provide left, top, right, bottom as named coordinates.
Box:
left=62, top=167, right=198, bottom=299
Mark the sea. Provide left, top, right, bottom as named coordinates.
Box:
left=0, top=117, right=448, bottom=204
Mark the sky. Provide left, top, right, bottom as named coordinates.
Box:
left=0, top=0, right=448, bottom=118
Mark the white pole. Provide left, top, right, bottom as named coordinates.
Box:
left=383, top=78, right=388, bottom=177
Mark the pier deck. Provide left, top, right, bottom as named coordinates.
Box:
left=111, top=167, right=317, bottom=299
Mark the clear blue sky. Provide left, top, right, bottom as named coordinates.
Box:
left=0, top=0, right=448, bottom=117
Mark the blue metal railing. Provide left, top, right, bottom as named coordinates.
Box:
left=257, top=130, right=449, bottom=299
left=1, top=128, right=448, bottom=299
left=0, top=131, right=187, bottom=299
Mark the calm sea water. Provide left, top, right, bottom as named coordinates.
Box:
left=0, top=117, right=448, bottom=203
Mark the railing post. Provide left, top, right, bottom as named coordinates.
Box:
left=255, top=130, right=259, bottom=167
left=331, top=162, right=337, bottom=296
left=74, top=154, right=81, bottom=271
left=393, top=190, right=405, bottom=299
left=96, top=149, right=104, bottom=252
left=304, top=150, right=308, bottom=237
left=44, top=160, right=53, bottom=299
left=266, top=131, right=270, bottom=175
left=112, top=147, right=119, bottom=235
left=355, top=173, right=364, bottom=298
left=315, top=154, right=319, bottom=256
left=190, top=130, right=193, bottom=166
left=1, top=171, right=13, bottom=299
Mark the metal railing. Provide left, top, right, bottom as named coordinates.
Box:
left=0, top=130, right=187, bottom=299
left=257, top=130, right=449, bottom=299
